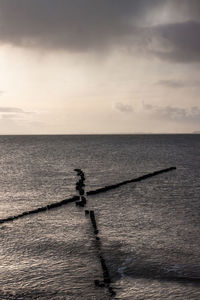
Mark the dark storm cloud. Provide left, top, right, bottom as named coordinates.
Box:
left=171, top=0, right=200, bottom=19
left=152, top=21, right=200, bottom=63
left=0, top=0, right=160, bottom=51
left=0, top=0, right=199, bottom=62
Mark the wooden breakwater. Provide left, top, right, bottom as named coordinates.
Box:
left=74, top=169, right=116, bottom=297
left=87, top=167, right=176, bottom=195
left=74, top=168, right=87, bottom=207
left=86, top=209, right=116, bottom=297
left=0, top=195, right=79, bottom=224
left=0, top=167, right=176, bottom=224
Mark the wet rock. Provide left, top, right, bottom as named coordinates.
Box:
left=94, top=280, right=105, bottom=288
left=81, top=196, right=86, bottom=204
left=109, top=287, right=116, bottom=297
left=79, top=188, right=85, bottom=196
left=76, top=201, right=85, bottom=207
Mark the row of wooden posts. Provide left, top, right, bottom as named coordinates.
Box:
left=0, top=167, right=176, bottom=225
left=74, top=168, right=116, bottom=298
left=0, top=166, right=177, bottom=298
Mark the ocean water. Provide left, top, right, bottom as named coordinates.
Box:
left=0, top=134, right=199, bottom=300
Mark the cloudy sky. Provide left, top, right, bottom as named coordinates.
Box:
left=0, top=0, right=200, bottom=134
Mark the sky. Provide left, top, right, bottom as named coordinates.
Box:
left=0, top=0, right=200, bottom=134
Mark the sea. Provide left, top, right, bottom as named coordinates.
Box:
left=0, top=134, right=199, bottom=300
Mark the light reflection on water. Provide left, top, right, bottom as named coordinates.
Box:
left=0, top=135, right=200, bottom=299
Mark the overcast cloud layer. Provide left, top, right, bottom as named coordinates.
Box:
left=0, top=0, right=200, bottom=134
left=0, top=0, right=160, bottom=51
left=0, top=0, right=200, bottom=62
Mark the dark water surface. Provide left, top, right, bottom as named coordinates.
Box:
left=0, top=135, right=199, bottom=299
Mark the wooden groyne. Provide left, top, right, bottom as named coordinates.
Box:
left=0, top=195, right=79, bottom=224
left=89, top=210, right=99, bottom=235
left=0, top=167, right=177, bottom=298
left=74, top=168, right=87, bottom=207
left=87, top=167, right=176, bottom=195
left=85, top=209, right=116, bottom=297
left=74, top=169, right=116, bottom=297
left=0, top=167, right=176, bottom=224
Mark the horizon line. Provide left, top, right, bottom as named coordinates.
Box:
left=0, top=132, right=199, bottom=136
